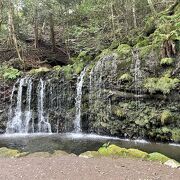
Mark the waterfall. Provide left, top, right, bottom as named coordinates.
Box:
left=88, top=55, right=117, bottom=126
left=74, top=66, right=88, bottom=132
left=6, top=77, right=52, bottom=134
left=6, top=78, right=25, bottom=133
left=132, top=49, right=143, bottom=108
left=24, top=78, right=33, bottom=133
left=37, top=79, right=51, bottom=133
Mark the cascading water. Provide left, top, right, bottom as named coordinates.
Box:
left=132, top=49, right=143, bottom=108
left=37, top=79, right=51, bottom=133
left=6, top=77, right=52, bottom=134
left=6, top=78, right=25, bottom=133
left=74, top=66, right=88, bottom=132
left=24, top=78, right=33, bottom=133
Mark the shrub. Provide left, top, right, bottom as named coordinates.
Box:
left=144, top=75, right=179, bottom=94
left=0, top=66, right=21, bottom=80
left=160, top=58, right=174, bottom=66
left=119, top=73, right=132, bottom=82
left=161, top=110, right=172, bottom=125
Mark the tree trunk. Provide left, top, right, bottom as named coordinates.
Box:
left=0, top=0, right=3, bottom=31
left=49, top=12, right=56, bottom=52
left=110, top=2, right=116, bottom=39
left=34, top=8, right=39, bottom=48
left=8, top=0, right=23, bottom=63
left=132, top=0, right=137, bottom=28
left=147, top=0, right=157, bottom=15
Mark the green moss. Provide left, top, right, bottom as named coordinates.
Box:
left=98, top=144, right=148, bottom=159
left=171, top=129, right=180, bottom=143
left=139, top=45, right=153, bottom=59
left=62, top=65, right=73, bottom=79
left=29, top=67, right=50, bottom=75
left=161, top=110, right=172, bottom=125
left=144, top=75, right=180, bottom=94
left=148, top=152, right=170, bottom=163
left=119, top=73, right=132, bottom=82
left=116, top=44, right=131, bottom=56
left=77, top=51, right=91, bottom=62
left=0, top=66, right=21, bottom=80
left=97, top=49, right=114, bottom=59
left=98, top=144, right=127, bottom=157
left=127, top=149, right=149, bottom=159
left=73, top=61, right=84, bottom=74
left=160, top=58, right=174, bottom=66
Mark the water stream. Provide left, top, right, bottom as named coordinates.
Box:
left=74, top=66, right=88, bottom=132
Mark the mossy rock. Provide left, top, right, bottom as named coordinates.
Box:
left=98, top=144, right=148, bottom=159
left=79, top=151, right=101, bottom=158
left=148, top=152, right=170, bottom=163
left=164, top=159, right=180, bottom=168
left=127, top=149, right=149, bottom=159
left=52, top=150, right=70, bottom=156
left=98, top=144, right=127, bottom=157
left=0, top=147, right=21, bottom=158
left=29, top=67, right=51, bottom=75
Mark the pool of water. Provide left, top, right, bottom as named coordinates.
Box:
left=0, top=133, right=179, bottom=162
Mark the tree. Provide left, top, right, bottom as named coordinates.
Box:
left=7, top=0, right=23, bottom=63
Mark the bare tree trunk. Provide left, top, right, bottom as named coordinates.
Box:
left=0, top=0, right=3, bottom=31
left=49, top=12, right=56, bottom=52
left=132, top=0, right=137, bottom=28
left=34, top=8, right=39, bottom=48
left=8, top=0, right=23, bottom=63
left=110, top=2, right=116, bottom=39
left=147, top=0, right=157, bottom=15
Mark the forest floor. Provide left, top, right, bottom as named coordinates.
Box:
left=0, top=156, right=179, bottom=180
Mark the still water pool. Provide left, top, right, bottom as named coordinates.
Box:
left=0, top=133, right=179, bottom=162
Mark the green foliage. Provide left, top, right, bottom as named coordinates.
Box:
left=171, top=129, right=180, bottom=143
left=73, top=62, right=84, bottom=74
left=144, top=75, right=180, bottom=94
left=53, top=65, right=62, bottom=72
left=160, top=58, right=174, bottom=66
left=112, top=106, right=125, bottom=118
left=116, top=44, right=131, bottom=56
left=0, top=66, right=21, bottom=80
left=62, top=65, right=73, bottom=79
left=161, top=110, right=172, bottom=125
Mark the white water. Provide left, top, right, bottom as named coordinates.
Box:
left=37, top=79, right=51, bottom=133
left=6, top=78, right=25, bottom=133
left=74, top=66, right=88, bottom=132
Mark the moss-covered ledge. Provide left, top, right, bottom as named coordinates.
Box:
left=79, top=144, right=180, bottom=168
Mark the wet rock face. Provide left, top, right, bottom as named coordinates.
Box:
left=0, top=49, right=179, bottom=143
left=0, top=81, right=13, bottom=133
